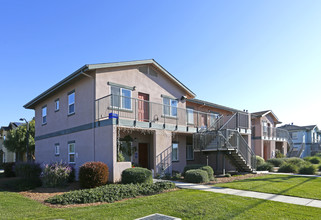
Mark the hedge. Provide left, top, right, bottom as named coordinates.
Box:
left=278, top=163, right=298, bottom=173
left=256, top=162, right=273, bottom=172
left=15, top=162, right=42, bottom=179
left=182, top=164, right=204, bottom=177
left=299, top=165, right=317, bottom=175
left=200, top=166, right=214, bottom=181
left=185, top=169, right=209, bottom=183
left=3, top=162, right=15, bottom=177
left=45, top=181, right=175, bottom=205
left=304, top=156, right=321, bottom=165
left=121, top=167, right=153, bottom=184
left=255, top=156, right=265, bottom=166
left=267, top=158, right=285, bottom=167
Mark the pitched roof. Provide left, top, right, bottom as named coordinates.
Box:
left=279, top=124, right=318, bottom=131
left=187, top=98, right=242, bottom=113
left=24, top=59, right=196, bottom=109
left=251, top=110, right=281, bottom=124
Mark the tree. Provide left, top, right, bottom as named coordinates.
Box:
left=3, top=119, right=35, bottom=161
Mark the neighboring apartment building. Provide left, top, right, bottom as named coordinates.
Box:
left=24, top=59, right=255, bottom=182
left=251, top=110, right=293, bottom=160
left=0, top=122, right=23, bottom=164
left=279, top=124, right=321, bottom=157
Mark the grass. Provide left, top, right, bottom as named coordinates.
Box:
left=1, top=189, right=321, bottom=219
left=215, top=174, right=321, bottom=200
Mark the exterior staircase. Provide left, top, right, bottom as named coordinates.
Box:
left=193, top=112, right=256, bottom=172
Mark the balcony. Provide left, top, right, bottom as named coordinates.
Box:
left=260, top=126, right=291, bottom=142
left=95, top=94, right=250, bottom=132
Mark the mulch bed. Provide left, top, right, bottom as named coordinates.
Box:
left=208, top=173, right=267, bottom=184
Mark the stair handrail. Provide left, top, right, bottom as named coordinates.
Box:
left=219, top=113, right=237, bottom=131
left=208, top=114, right=224, bottom=131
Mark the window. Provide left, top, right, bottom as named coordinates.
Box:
left=68, top=91, right=75, bottom=115
left=68, top=142, right=75, bottom=163
left=111, top=86, right=132, bottom=110
left=292, top=132, right=298, bottom=139
left=42, top=106, right=47, bottom=124
left=172, top=143, right=179, bottom=161
left=55, top=99, right=59, bottom=111
left=163, top=97, right=178, bottom=117
left=186, top=145, right=194, bottom=160
left=187, top=108, right=194, bottom=124
left=55, top=143, right=60, bottom=156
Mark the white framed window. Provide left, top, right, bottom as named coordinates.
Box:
left=42, top=106, right=47, bottom=124
left=186, top=145, right=194, bottom=160
left=172, top=143, right=179, bottom=161
left=111, top=86, right=132, bottom=110
left=163, top=97, right=178, bottom=117
left=55, top=99, right=60, bottom=111
left=187, top=108, right=194, bottom=124
left=68, top=142, right=75, bottom=163
left=68, top=91, right=75, bottom=115
left=54, top=143, right=60, bottom=156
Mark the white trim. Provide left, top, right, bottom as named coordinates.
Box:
left=68, top=92, right=75, bottom=115
left=172, top=143, right=179, bottom=161
left=68, top=142, right=75, bottom=164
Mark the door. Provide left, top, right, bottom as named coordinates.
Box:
left=138, top=143, right=148, bottom=168
left=138, top=93, right=149, bottom=122
left=200, top=114, right=207, bottom=128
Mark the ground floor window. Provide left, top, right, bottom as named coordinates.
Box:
left=55, top=143, right=60, bottom=156
left=172, top=143, right=179, bottom=161
left=68, top=142, right=75, bottom=163
left=186, top=145, right=194, bottom=160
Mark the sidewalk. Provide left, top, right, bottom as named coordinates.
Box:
left=173, top=181, right=321, bottom=208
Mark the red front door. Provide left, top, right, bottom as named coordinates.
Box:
left=138, top=93, right=149, bottom=122
left=138, top=143, right=148, bottom=168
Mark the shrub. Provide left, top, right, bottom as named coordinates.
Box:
left=224, top=173, right=231, bottom=178
left=68, top=165, right=76, bottom=183
left=267, top=158, right=285, bottom=167
left=42, top=163, right=73, bottom=187
left=256, top=162, right=274, bottom=172
left=284, top=157, right=306, bottom=167
left=3, top=162, right=15, bottom=177
left=299, top=165, right=317, bottom=175
left=314, top=153, right=321, bottom=158
left=15, top=162, right=42, bottom=179
left=255, top=156, right=265, bottom=166
left=182, top=164, right=204, bottom=177
left=304, top=156, right=321, bottom=165
left=275, top=150, right=285, bottom=158
left=200, top=166, right=215, bottom=181
left=278, top=163, right=298, bottom=173
left=46, top=181, right=175, bottom=205
left=121, top=167, right=152, bottom=184
left=185, top=169, right=209, bottom=183
left=79, top=162, right=109, bottom=188
left=319, top=164, right=321, bottom=171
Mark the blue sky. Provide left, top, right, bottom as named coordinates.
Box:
left=1, top=0, right=321, bottom=127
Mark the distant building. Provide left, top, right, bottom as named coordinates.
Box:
left=278, top=124, right=321, bottom=157
left=0, top=122, right=24, bottom=164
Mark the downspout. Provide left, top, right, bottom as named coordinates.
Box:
left=80, top=70, right=96, bottom=161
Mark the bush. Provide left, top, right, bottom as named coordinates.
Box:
left=304, top=156, right=321, bottom=164
left=278, top=163, right=298, bottom=173
left=224, top=173, right=231, bottom=178
left=256, top=162, right=274, bottom=172
left=200, top=166, right=214, bottom=181
left=256, top=156, right=265, bottom=166
left=15, top=162, right=42, bottom=179
left=182, top=164, right=204, bottom=177
left=185, top=169, right=209, bottom=183
left=284, top=157, right=306, bottom=167
left=46, top=181, right=175, bottom=205
left=79, top=162, right=109, bottom=188
left=314, top=153, right=321, bottom=158
left=42, top=163, right=73, bottom=187
left=121, top=167, right=152, bottom=184
left=3, top=162, right=15, bottom=177
left=275, top=150, right=285, bottom=158
left=318, top=164, right=321, bottom=171
left=299, top=165, right=317, bottom=175
left=267, top=158, right=285, bottom=167
left=68, top=165, right=76, bottom=183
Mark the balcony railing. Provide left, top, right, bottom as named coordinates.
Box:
left=96, top=94, right=239, bottom=130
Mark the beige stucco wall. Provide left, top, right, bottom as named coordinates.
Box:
left=34, top=73, right=95, bottom=137
left=153, top=130, right=172, bottom=174
left=171, top=134, right=187, bottom=173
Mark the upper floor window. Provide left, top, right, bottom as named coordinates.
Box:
left=163, top=97, right=178, bottom=117
left=187, top=108, right=194, bottom=124
left=111, top=86, right=132, bottom=110
left=292, top=132, right=298, bottom=139
left=42, top=106, right=47, bottom=124
left=68, top=91, right=75, bottom=115
left=55, top=99, right=59, bottom=111
left=55, top=143, right=60, bottom=156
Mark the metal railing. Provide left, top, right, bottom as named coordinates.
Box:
left=220, top=112, right=250, bottom=131
left=95, top=94, right=229, bottom=129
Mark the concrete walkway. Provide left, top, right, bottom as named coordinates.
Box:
left=173, top=181, right=321, bottom=208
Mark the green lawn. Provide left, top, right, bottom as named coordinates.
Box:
left=1, top=189, right=321, bottom=219
left=215, top=174, right=321, bottom=200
